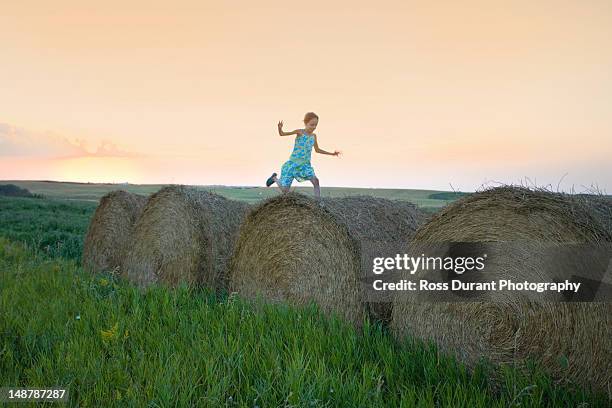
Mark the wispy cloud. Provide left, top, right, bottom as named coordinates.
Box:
left=89, top=140, right=137, bottom=158
left=0, top=123, right=139, bottom=159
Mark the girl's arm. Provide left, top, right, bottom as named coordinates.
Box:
left=314, top=135, right=341, bottom=156
left=277, top=120, right=301, bottom=137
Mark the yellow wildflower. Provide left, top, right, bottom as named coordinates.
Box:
left=101, top=322, right=119, bottom=341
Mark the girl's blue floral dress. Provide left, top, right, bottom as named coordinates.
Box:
left=279, top=130, right=316, bottom=186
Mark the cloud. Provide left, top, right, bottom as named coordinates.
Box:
left=0, top=123, right=139, bottom=159
left=90, top=140, right=137, bottom=158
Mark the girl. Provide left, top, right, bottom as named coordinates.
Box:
left=266, top=112, right=340, bottom=199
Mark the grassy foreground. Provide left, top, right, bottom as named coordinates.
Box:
left=1, top=239, right=608, bottom=407
left=0, top=194, right=609, bottom=406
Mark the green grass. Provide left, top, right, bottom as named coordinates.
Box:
left=428, top=192, right=469, bottom=201
left=0, top=196, right=96, bottom=263
left=1, top=239, right=608, bottom=407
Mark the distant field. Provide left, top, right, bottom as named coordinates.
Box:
left=2, top=180, right=467, bottom=208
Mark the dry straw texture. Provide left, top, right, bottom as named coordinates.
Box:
left=390, top=185, right=612, bottom=394
left=122, top=185, right=250, bottom=290
left=229, top=192, right=426, bottom=326
left=82, top=190, right=147, bottom=274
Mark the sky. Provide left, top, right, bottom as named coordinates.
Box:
left=1, top=0, right=611, bottom=192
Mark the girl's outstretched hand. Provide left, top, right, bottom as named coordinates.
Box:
left=277, top=120, right=284, bottom=132
left=333, top=150, right=342, bottom=157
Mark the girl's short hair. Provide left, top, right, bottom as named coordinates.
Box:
left=304, top=112, right=319, bottom=124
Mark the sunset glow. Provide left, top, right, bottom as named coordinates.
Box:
left=1, top=1, right=611, bottom=191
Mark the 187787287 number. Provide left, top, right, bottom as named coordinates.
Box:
left=0, top=387, right=68, bottom=402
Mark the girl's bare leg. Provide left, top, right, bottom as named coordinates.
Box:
left=272, top=175, right=290, bottom=194
left=310, top=176, right=320, bottom=199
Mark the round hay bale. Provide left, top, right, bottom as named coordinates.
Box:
left=122, top=185, right=250, bottom=290
left=82, top=190, right=147, bottom=273
left=229, top=192, right=426, bottom=326
left=578, top=193, right=612, bottom=237
left=390, top=185, right=612, bottom=394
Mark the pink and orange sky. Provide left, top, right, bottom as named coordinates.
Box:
left=1, top=1, right=611, bottom=192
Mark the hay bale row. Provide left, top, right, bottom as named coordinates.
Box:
left=228, top=192, right=427, bottom=326
left=82, top=184, right=610, bottom=394
left=390, top=186, right=612, bottom=394
left=82, top=190, right=147, bottom=273
left=122, top=185, right=250, bottom=290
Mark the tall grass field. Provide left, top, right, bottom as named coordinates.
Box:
left=0, top=189, right=609, bottom=407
